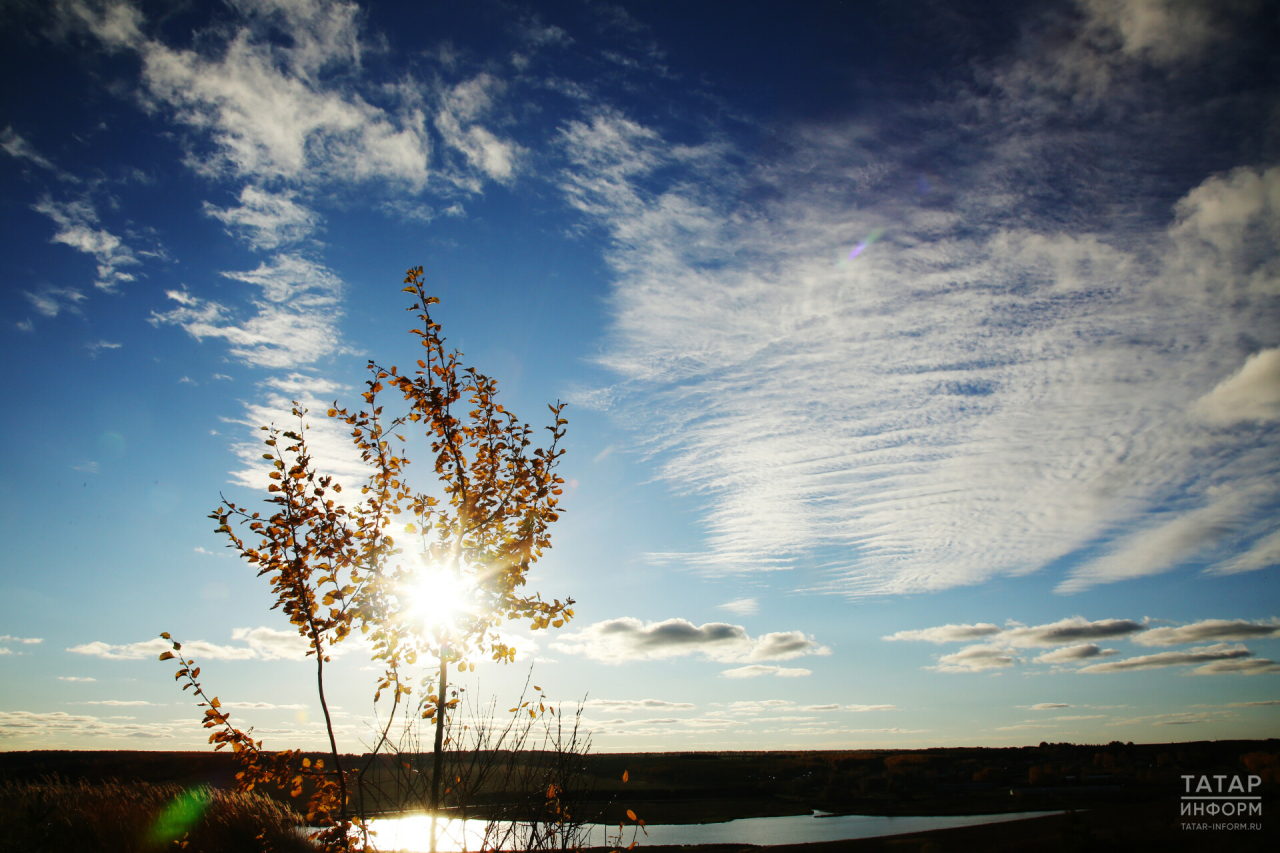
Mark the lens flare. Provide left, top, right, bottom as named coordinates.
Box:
left=148, top=788, right=209, bottom=845
left=407, top=565, right=472, bottom=633
left=848, top=228, right=884, bottom=260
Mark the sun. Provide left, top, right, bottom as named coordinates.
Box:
left=406, top=564, right=472, bottom=634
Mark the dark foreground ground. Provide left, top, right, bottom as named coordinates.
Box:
left=2, top=740, right=1277, bottom=850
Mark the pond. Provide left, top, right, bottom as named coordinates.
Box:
left=360, top=809, right=1063, bottom=851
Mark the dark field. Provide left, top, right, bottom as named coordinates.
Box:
left=2, top=739, right=1277, bottom=850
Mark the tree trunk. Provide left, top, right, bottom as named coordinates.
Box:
left=429, top=647, right=448, bottom=853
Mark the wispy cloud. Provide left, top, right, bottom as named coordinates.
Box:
left=1033, top=644, right=1118, bottom=664
left=33, top=196, right=138, bottom=292
left=0, top=710, right=175, bottom=741
left=150, top=255, right=346, bottom=369
left=0, top=635, right=43, bottom=645
left=551, top=617, right=829, bottom=664
left=889, top=617, right=1144, bottom=650
left=930, top=645, right=1018, bottom=674
left=585, top=698, right=696, bottom=711
left=1077, top=642, right=1268, bottom=674
left=68, top=637, right=256, bottom=661
left=24, top=285, right=87, bottom=318
left=223, top=373, right=369, bottom=493
left=1133, top=618, right=1280, bottom=646
left=1194, top=349, right=1280, bottom=426
left=65, top=626, right=350, bottom=662
left=719, top=665, right=812, bottom=678
left=85, top=339, right=122, bottom=357
left=1, top=126, right=62, bottom=174
left=204, top=186, right=320, bottom=250
left=883, top=624, right=1001, bottom=644
left=561, top=2, right=1280, bottom=597
left=717, top=598, right=759, bottom=616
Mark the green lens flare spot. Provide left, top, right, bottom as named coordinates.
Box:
left=148, top=787, right=210, bottom=845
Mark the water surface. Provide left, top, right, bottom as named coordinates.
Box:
left=364, top=809, right=1062, bottom=851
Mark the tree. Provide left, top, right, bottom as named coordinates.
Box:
left=161, top=266, right=576, bottom=852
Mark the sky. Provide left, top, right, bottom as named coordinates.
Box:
left=1, top=0, right=1278, bottom=754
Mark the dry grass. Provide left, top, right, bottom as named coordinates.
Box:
left=0, top=776, right=314, bottom=853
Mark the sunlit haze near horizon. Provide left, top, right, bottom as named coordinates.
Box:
left=2, top=0, right=1278, bottom=753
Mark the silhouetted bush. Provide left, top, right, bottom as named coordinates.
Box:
left=0, top=777, right=311, bottom=853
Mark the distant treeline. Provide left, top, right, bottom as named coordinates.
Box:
left=2, top=739, right=1276, bottom=823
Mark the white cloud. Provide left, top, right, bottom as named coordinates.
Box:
left=223, top=372, right=368, bottom=493
left=585, top=699, right=696, bottom=711
left=1194, top=348, right=1280, bottom=426
left=561, top=9, right=1279, bottom=598
left=718, top=598, right=759, bottom=616
left=884, top=624, right=1001, bottom=644
left=1058, top=489, right=1272, bottom=592
left=68, top=0, right=432, bottom=188
left=1078, top=0, right=1225, bottom=66
left=64, top=626, right=342, bottom=662
left=204, top=186, right=320, bottom=250
left=1133, top=618, right=1280, bottom=646
left=61, top=0, right=531, bottom=196
left=930, top=645, right=1018, bottom=674
left=999, top=618, right=1145, bottom=647
left=723, top=699, right=794, bottom=712
left=85, top=339, right=122, bottom=357
left=1191, top=658, right=1280, bottom=676
left=1034, top=644, right=1118, bottom=664
left=1029, top=703, right=1070, bottom=710
left=1078, top=642, right=1256, bottom=673
left=33, top=196, right=138, bottom=291
left=0, top=710, right=165, bottom=740
left=68, top=637, right=256, bottom=661
left=150, top=254, right=345, bottom=369
left=434, top=74, right=520, bottom=184
left=57, top=676, right=96, bottom=682
left=0, top=635, right=43, bottom=644
left=82, top=700, right=156, bottom=706
left=720, top=665, right=812, bottom=678
left=229, top=626, right=312, bottom=661
left=1, top=126, right=70, bottom=178
left=845, top=704, right=897, bottom=712
left=888, top=617, right=1143, bottom=649
left=24, top=285, right=87, bottom=319
left=550, top=617, right=829, bottom=663
left=1213, top=530, right=1280, bottom=575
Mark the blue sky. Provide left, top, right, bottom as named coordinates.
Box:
left=2, top=0, right=1278, bottom=752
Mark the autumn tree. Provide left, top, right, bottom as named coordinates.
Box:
left=161, top=266, right=576, bottom=852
